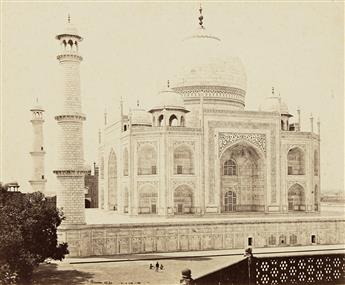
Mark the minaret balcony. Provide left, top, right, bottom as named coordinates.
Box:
left=53, top=169, right=89, bottom=177
left=57, top=53, right=83, bottom=62
left=55, top=114, right=86, bottom=122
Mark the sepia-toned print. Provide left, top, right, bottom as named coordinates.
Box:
left=1, top=2, right=344, bottom=285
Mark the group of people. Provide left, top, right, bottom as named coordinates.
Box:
left=149, top=261, right=164, bottom=272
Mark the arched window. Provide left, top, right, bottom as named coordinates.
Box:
left=124, top=125, right=127, bottom=131
left=224, top=191, right=237, bottom=212
left=288, top=184, right=305, bottom=211
left=169, top=114, right=178, bottom=126
left=287, top=147, right=305, bottom=175
left=174, top=145, right=194, bottom=174
left=158, top=115, right=164, bottom=127
left=181, top=116, right=185, bottom=127
left=281, top=120, right=284, bottom=130
left=223, top=160, right=237, bottom=176
left=108, top=149, right=118, bottom=210
left=138, top=185, right=157, bottom=214
left=123, top=148, right=129, bottom=176
left=314, top=150, right=319, bottom=176
left=100, top=156, right=104, bottom=179
left=137, top=145, right=157, bottom=175
left=68, top=39, right=73, bottom=50
left=174, top=185, right=193, bottom=214
left=153, top=116, right=156, bottom=126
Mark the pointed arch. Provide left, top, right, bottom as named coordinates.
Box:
left=174, top=185, right=193, bottom=214
left=169, top=114, right=178, bottom=126
left=138, top=184, right=158, bottom=214
left=158, top=114, right=164, bottom=127
left=108, top=149, right=118, bottom=210
left=137, top=144, right=157, bottom=175
left=220, top=142, right=265, bottom=212
left=288, top=183, right=305, bottom=211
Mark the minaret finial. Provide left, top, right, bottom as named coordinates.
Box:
left=199, top=4, right=204, bottom=28
left=137, top=100, right=139, bottom=107
left=272, top=87, right=275, bottom=96
left=68, top=13, right=71, bottom=24
left=36, top=97, right=38, bottom=104
left=167, top=80, right=170, bottom=88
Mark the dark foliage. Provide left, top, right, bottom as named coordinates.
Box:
left=0, top=187, right=68, bottom=284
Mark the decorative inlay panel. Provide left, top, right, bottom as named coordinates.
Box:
left=137, top=141, right=157, bottom=150
left=173, top=141, right=195, bottom=149
left=287, top=144, right=306, bottom=153
left=218, top=132, right=266, bottom=157
left=208, top=121, right=277, bottom=204
left=137, top=181, right=158, bottom=188
left=287, top=181, right=306, bottom=189
left=171, top=180, right=196, bottom=189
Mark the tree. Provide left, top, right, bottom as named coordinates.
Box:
left=0, top=186, right=68, bottom=284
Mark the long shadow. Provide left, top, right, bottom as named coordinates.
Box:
left=32, top=263, right=94, bottom=285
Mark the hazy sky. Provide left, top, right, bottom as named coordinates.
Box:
left=1, top=1, right=344, bottom=193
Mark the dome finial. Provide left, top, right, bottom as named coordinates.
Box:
left=272, top=86, right=275, bottom=96
left=68, top=13, right=71, bottom=24
left=167, top=80, right=170, bottom=88
left=198, top=4, right=204, bottom=28
left=137, top=100, right=140, bottom=107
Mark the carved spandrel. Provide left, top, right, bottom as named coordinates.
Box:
left=219, top=132, right=266, bottom=157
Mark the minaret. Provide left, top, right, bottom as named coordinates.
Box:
left=53, top=15, right=87, bottom=224
left=29, top=99, right=47, bottom=193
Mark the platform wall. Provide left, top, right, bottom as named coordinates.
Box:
left=58, top=218, right=345, bottom=257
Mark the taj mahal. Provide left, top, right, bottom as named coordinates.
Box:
left=29, top=8, right=344, bottom=257
left=98, top=9, right=320, bottom=217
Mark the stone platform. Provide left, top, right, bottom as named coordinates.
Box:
left=58, top=205, right=345, bottom=257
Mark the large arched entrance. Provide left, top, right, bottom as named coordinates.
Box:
left=174, top=185, right=193, bottom=214
left=288, top=183, right=305, bottom=211
left=108, top=149, right=117, bottom=210
left=220, top=143, right=265, bottom=213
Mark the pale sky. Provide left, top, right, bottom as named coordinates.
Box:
left=1, top=1, right=344, bottom=193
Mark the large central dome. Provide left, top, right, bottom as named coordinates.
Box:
left=170, top=25, right=247, bottom=109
